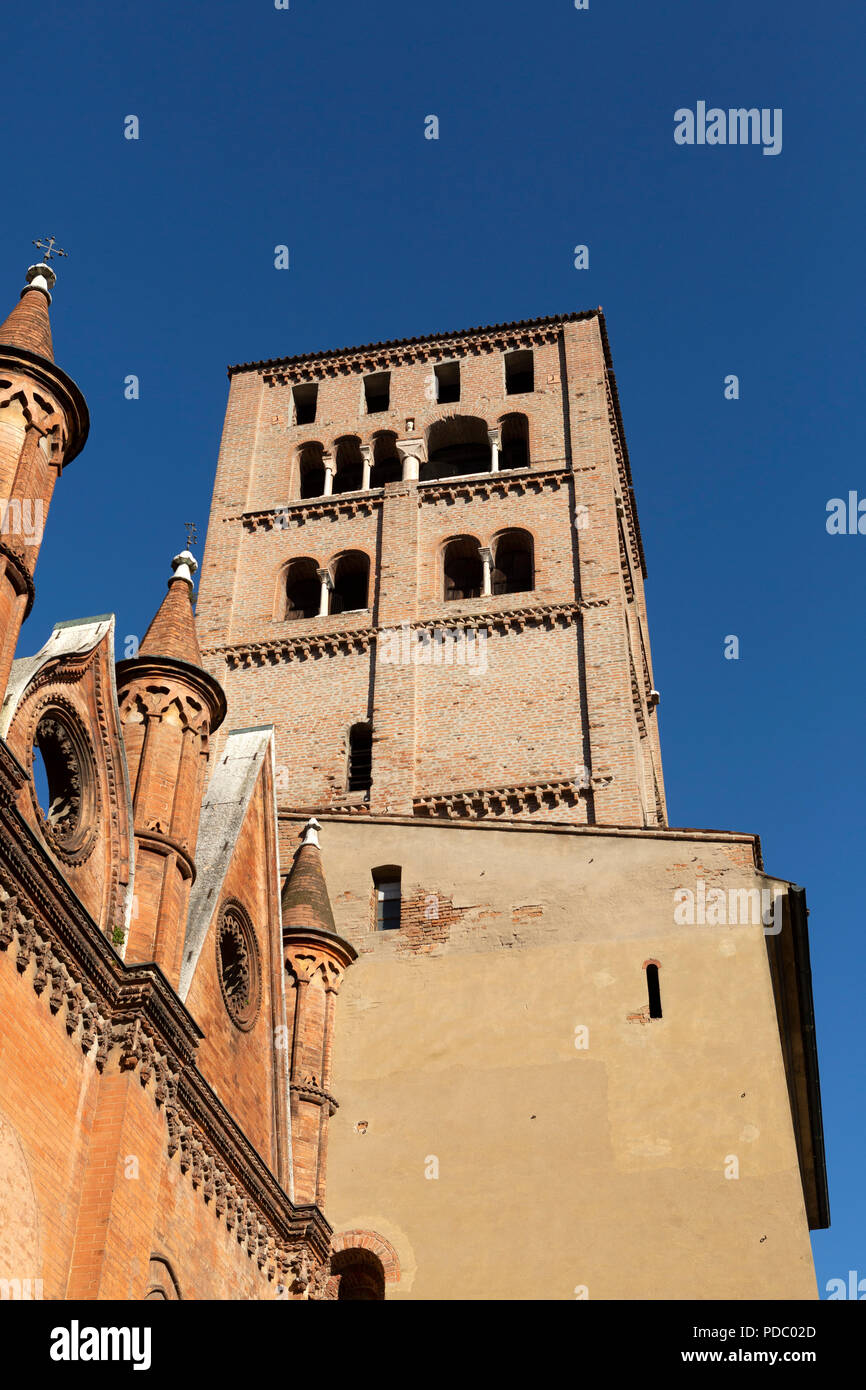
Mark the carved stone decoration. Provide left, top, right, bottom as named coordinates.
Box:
left=28, top=703, right=99, bottom=863
left=0, top=892, right=19, bottom=949
left=309, top=1258, right=333, bottom=1301
left=216, top=900, right=262, bottom=1031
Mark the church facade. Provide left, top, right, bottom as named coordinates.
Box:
left=0, top=258, right=827, bottom=1300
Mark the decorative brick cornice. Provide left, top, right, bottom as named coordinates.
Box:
left=0, top=760, right=332, bottom=1289
left=413, top=772, right=612, bottom=820
left=230, top=310, right=595, bottom=381
left=207, top=597, right=609, bottom=670
left=416, top=463, right=568, bottom=506
left=240, top=493, right=383, bottom=531
left=410, top=597, right=609, bottom=636
left=215, top=624, right=378, bottom=670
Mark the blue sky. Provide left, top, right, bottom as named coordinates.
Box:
left=2, top=0, right=862, bottom=1295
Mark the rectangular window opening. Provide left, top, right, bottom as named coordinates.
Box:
left=293, top=382, right=318, bottom=425
left=505, top=349, right=534, bottom=396
left=373, top=870, right=402, bottom=931
left=364, top=371, right=390, bottom=414
left=434, top=361, right=461, bottom=404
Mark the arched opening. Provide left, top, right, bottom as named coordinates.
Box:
left=298, top=442, right=326, bottom=499
left=347, top=723, right=373, bottom=793
left=491, top=529, right=534, bottom=595
left=284, top=557, right=321, bottom=620
left=333, top=436, right=364, bottom=494
left=143, top=1256, right=181, bottom=1301
left=331, top=551, right=370, bottom=614
left=443, top=535, right=483, bottom=601
left=370, top=432, right=402, bottom=487
left=645, top=962, right=663, bottom=1019
left=499, top=412, right=529, bottom=471
left=422, top=416, right=490, bottom=482
left=332, top=1247, right=386, bottom=1301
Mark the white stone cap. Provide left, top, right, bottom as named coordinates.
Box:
left=171, top=550, right=199, bottom=586
left=301, top=816, right=321, bottom=847
left=24, top=263, right=56, bottom=302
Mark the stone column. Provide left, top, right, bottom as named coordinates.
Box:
left=488, top=427, right=501, bottom=472
left=316, top=567, right=333, bottom=617
left=360, top=445, right=373, bottom=491
left=479, top=546, right=493, bottom=597
left=322, top=452, right=336, bottom=497
left=397, top=440, right=425, bottom=483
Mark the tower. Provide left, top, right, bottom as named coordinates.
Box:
left=116, top=551, right=226, bottom=986
left=196, top=310, right=827, bottom=1299
left=0, top=259, right=88, bottom=699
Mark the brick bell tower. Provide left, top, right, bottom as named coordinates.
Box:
left=0, top=257, right=89, bottom=700
left=193, top=309, right=827, bottom=1302
left=196, top=309, right=665, bottom=832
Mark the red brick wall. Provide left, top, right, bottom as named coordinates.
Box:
left=197, top=314, right=666, bottom=829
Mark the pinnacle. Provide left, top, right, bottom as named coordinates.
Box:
left=139, top=576, right=204, bottom=667
left=281, top=831, right=338, bottom=936
left=0, top=269, right=54, bottom=361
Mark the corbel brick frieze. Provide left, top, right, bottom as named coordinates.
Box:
left=0, top=765, right=331, bottom=1294
left=413, top=770, right=614, bottom=820
left=208, top=597, right=611, bottom=670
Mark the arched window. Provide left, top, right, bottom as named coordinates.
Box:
left=298, top=442, right=326, bottom=499
left=500, top=413, right=529, bottom=471
left=347, top=724, right=373, bottom=793
left=370, top=432, right=402, bottom=487
left=331, top=551, right=370, bottom=614
left=422, top=416, right=490, bottom=482
left=333, top=436, right=364, bottom=494
left=284, top=557, right=321, bottom=620
left=645, top=962, right=662, bottom=1019
left=332, top=1248, right=386, bottom=1301
left=491, top=529, right=534, bottom=595
left=443, top=535, right=483, bottom=601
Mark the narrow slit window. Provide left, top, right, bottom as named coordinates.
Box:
left=373, top=867, right=401, bottom=930
left=347, top=723, right=373, bottom=793
left=645, top=963, right=662, bottom=1019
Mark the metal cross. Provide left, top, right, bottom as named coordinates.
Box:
left=184, top=521, right=198, bottom=550
left=32, top=236, right=68, bottom=263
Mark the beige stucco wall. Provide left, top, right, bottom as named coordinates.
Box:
left=296, top=817, right=818, bottom=1300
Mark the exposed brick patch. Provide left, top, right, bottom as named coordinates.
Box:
left=394, top=887, right=468, bottom=955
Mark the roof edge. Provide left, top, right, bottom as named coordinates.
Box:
left=226, top=308, right=601, bottom=379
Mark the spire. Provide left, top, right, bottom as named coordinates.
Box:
left=0, top=264, right=55, bottom=362
left=139, top=551, right=204, bottom=666
left=281, top=819, right=338, bottom=934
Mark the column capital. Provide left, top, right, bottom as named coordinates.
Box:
left=397, top=439, right=425, bottom=482
left=316, top=567, right=334, bottom=590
